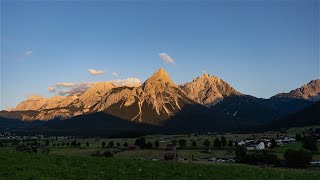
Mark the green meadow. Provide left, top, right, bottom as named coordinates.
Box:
left=0, top=150, right=320, bottom=180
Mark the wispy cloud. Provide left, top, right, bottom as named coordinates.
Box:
left=112, top=72, right=119, bottom=77
left=55, top=82, right=75, bottom=87
left=48, top=78, right=141, bottom=96
left=111, top=78, right=141, bottom=86
left=48, top=82, right=94, bottom=95
left=202, top=70, right=207, bottom=74
left=16, top=50, right=33, bottom=61
left=57, top=84, right=93, bottom=96
left=25, top=50, right=33, bottom=56
left=48, top=86, right=56, bottom=92
left=159, top=53, right=175, bottom=64
left=88, top=68, right=104, bottom=76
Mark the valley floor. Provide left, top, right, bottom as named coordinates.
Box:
left=0, top=150, right=319, bottom=180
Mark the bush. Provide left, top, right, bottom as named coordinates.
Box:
left=16, top=144, right=37, bottom=153
left=284, top=149, right=312, bottom=168
left=303, top=136, right=317, bottom=151
left=146, top=142, right=153, bottom=149
left=295, top=133, right=302, bottom=141
left=108, top=141, right=114, bottom=148
left=213, top=138, right=221, bottom=148
left=103, top=151, right=113, bottom=157
left=203, top=139, right=211, bottom=147
left=192, top=141, right=197, bottom=147
left=235, top=147, right=280, bottom=166
left=91, top=150, right=113, bottom=157
left=178, top=139, right=187, bottom=148
left=40, top=145, right=50, bottom=154
left=154, top=141, right=159, bottom=148
left=221, top=136, right=226, bottom=147
left=135, top=138, right=146, bottom=149
left=235, top=146, right=247, bottom=162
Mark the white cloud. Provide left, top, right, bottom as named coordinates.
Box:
left=111, top=78, right=142, bottom=86
left=48, top=78, right=141, bottom=96
left=159, top=53, right=175, bottom=64
left=48, top=82, right=94, bottom=96
left=48, top=86, right=56, bottom=92
left=57, top=82, right=94, bottom=96
left=112, top=72, right=119, bottom=77
left=202, top=70, right=207, bottom=74
left=55, top=82, right=75, bottom=87
left=88, top=68, right=104, bottom=76
left=25, top=50, right=33, bottom=56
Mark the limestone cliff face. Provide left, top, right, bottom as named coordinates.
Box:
left=4, top=68, right=317, bottom=123
left=6, top=68, right=195, bottom=123
left=14, top=95, right=72, bottom=111
left=273, top=79, right=320, bottom=101
left=94, top=68, right=195, bottom=124
left=12, top=94, right=85, bottom=121
left=179, top=74, right=242, bottom=106
left=79, top=82, right=115, bottom=109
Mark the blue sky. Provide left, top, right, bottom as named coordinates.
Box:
left=1, top=0, right=319, bottom=110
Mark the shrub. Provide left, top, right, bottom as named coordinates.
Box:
left=213, top=138, right=221, bottom=148
left=108, top=141, right=114, bottom=148
left=146, top=142, right=153, bottom=149
left=178, top=139, right=187, bottom=148
left=91, top=150, right=113, bottom=157
left=203, top=139, right=211, bottom=147
left=303, top=136, right=318, bottom=151
left=135, top=138, right=146, bottom=148
left=235, top=147, right=280, bottom=166
left=221, top=136, right=226, bottom=147
left=284, top=149, right=312, bottom=168
left=295, top=133, right=302, bottom=141
left=154, top=141, right=159, bottom=148
left=192, top=141, right=197, bottom=147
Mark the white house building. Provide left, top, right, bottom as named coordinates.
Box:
left=246, top=142, right=265, bottom=151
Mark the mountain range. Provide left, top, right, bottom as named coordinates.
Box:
left=0, top=68, right=319, bottom=135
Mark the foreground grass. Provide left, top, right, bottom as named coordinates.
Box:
left=0, top=150, right=319, bottom=179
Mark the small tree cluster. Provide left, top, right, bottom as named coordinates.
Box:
left=108, top=141, right=114, bottom=148
left=203, top=139, right=211, bottom=147
left=303, top=135, right=318, bottom=151
left=154, top=141, right=159, bottom=148
left=135, top=138, right=146, bottom=149
left=235, top=147, right=279, bottom=166
left=178, top=139, right=187, bottom=148
left=284, top=149, right=312, bottom=168
left=91, top=150, right=113, bottom=157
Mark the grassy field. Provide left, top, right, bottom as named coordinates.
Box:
left=266, top=142, right=320, bottom=160
left=0, top=150, right=320, bottom=180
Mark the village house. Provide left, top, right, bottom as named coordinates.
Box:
left=246, top=141, right=265, bottom=151
left=275, top=136, right=296, bottom=144
left=243, top=138, right=256, bottom=144
left=237, top=140, right=245, bottom=146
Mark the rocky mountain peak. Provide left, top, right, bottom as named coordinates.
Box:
left=273, top=79, right=320, bottom=101
left=79, top=82, right=115, bottom=108
left=26, top=95, right=44, bottom=101
left=193, top=73, right=221, bottom=83
left=143, top=68, right=175, bottom=87
left=179, top=74, right=241, bottom=106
